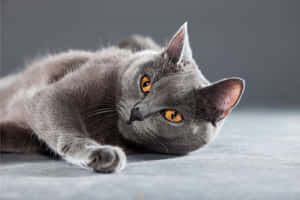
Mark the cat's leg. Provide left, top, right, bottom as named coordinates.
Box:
left=118, top=34, right=161, bottom=51
left=52, top=137, right=126, bottom=173
left=0, top=121, right=47, bottom=153
left=24, top=80, right=126, bottom=173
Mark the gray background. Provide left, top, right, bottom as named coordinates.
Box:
left=1, top=0, right=300, bottom=107
left=1, top=2, right=300, bottom=199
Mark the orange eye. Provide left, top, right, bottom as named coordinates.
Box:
left=140, top=75, right=151, bottom=94
left=163, top=110, right=183, bottom=123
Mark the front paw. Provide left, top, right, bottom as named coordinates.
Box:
left=86, top=146, right=126, bottom=173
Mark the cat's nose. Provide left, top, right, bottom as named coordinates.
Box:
left=128, top=107, right=144, bottom=124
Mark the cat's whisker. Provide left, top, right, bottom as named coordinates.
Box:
left=88, top=113, right=115, bottom=124
left=85, top=107, right=115, bottom=115
left=87, top=108, right=115, bottom=115
left=86, top=113, right=117, bottom=129
left=116, top=102, right=128, bottom=117
left=86, top=113, right=116, bottom=122
left=85, top=108, right=116, bottom=118
left=87, top=107, right=115, bottom=112
left=117, top=101, right=126, bottom=110
left=84, top=102, right=116, bottom=111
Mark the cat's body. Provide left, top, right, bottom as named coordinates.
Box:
left=0, top=23, right=244, bottom=173
left=0, top=49, right=130, bottom=153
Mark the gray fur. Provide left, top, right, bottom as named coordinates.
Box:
left=0, top=23, right=244, bottom=173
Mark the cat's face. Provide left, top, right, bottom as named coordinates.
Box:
left=117, top=23, right=244, bottom=154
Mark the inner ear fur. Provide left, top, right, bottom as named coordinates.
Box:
left=195, top=78, right=245, bottom=123
left=164, top=22, right=193, bottom=64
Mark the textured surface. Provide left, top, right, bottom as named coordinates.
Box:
left=0, top=109, right=299, bottom=200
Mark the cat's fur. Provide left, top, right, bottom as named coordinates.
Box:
left=0, top=23, right=244, bottom=173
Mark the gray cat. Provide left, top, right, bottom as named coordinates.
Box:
left=0, top=23, right=244, bottom=173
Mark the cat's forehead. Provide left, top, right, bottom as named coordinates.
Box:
left=153, top=72, right=200, bottom=98
left=134, top=51, right=199, bottom=79
left=149, top=74, right=201, bottom=112
left=130, top=50, right=160, bottom=69
left=130, top=49, right=209, bottom=92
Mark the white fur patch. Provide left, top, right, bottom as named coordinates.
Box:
left=7, top=89, right=25, bottom=111
left=192, top=124, right=200, bottom=135
left=26, top=86, right=45, bottom=98
left=0, top=75, right=18, bottom=89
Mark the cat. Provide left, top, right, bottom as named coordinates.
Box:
left=0, top=22, right=244, bottom=173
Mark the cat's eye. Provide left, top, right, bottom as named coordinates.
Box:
left=140, top=75, right=151, bottom=94
left=162, top=110, right=183, bottom=123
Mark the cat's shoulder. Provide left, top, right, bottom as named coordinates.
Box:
left=24, top=47, right=132, bottom=70
left=24, top=49, right=94, bottom=70
left=92, top=47, right=133, bottom=63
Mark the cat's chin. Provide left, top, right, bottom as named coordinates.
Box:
left=117, top=119, right=156, bottom=150
left=117, top=119, right=206, bottom=155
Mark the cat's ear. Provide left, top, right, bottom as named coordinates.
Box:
left=164, top=22, right=193, bottom=64
left=196, top=78, right=245, bottom=122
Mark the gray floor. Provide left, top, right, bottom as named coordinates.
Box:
left=0, top=109, right=299, bottom=200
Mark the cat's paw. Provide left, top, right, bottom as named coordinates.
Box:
left=86, top=146, right=126, bottom=173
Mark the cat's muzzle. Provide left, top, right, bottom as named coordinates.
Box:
left=127, top=107, right=144, bottom=124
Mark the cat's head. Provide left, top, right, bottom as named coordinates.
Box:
left=117, top=23, right=244, bottom=154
